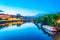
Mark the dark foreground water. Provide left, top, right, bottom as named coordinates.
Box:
left=0, top=22, right=52, bottom=40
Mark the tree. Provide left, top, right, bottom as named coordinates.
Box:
left=34, top=13, right=60, bottom=27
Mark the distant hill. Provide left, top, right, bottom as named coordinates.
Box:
left=33, top=12, right=58, bottom=18
left=33, top=13, right=46, bottom=18
left=0, top=10, right=4, bottom=12
left=23, top=13, right=46, bottom=19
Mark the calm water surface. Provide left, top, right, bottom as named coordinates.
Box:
left=0, top=22, right=52, bottom=40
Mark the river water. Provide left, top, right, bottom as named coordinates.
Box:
left=0, top=22, right=52, bottom=40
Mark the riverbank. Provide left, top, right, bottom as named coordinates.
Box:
left=43, top=25, right=56, bottom=34
left=33, top=22, right=57, bottom=35
left=52, top=32, right=60, bottom=40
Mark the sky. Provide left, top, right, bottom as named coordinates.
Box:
left=0, top=0, right=60, bottom=16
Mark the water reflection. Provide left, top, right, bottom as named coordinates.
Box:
left=41, top=28, right=52, bottom=36
left=0, top=22, right=52, bottom=37
left=0, top=22, right=52, bottom=40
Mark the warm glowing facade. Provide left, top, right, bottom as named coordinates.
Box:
left=56, top=19, right=60, bottom=23
left=0, top=14, right=11, bottom=20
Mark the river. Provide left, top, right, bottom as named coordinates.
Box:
left=0, top=22, right=52, bottom=40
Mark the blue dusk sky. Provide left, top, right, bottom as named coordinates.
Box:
left=0, top=0, right=60, bottom=16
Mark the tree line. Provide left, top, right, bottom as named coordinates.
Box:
left=34, top=12, right=60, bottom=27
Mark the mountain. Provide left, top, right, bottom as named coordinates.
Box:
left=23, top=16, right=30, bottom=18
left=0, top=10, right=4, bottom=12
left=23, top=13, right=46, bottom=18
left=33, top=13, right=46, bottom=18
left=33, top=12, right=58, bottom=18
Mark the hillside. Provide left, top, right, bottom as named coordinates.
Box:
left=34, top=12, right=60, bottom=27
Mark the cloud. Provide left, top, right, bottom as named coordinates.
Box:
left=0, top=5, right=45, bottom=16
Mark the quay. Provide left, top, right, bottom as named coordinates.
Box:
left=0, top=20, right=24, bottom=27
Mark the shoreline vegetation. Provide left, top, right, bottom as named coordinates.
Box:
left=34, top=12, right=60, bottom=27
left=0, top=10, right=60, bottom=35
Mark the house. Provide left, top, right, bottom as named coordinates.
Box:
left=0, top=10, right=11, bottom=20
left=54, top=19, right=60, bottom=32
left=0, top=14, right=11, bottom=20
left=56, top=19, right=60, bottom=27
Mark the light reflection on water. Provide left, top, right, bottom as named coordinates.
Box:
left=0, top=22, right=52, bottom=40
